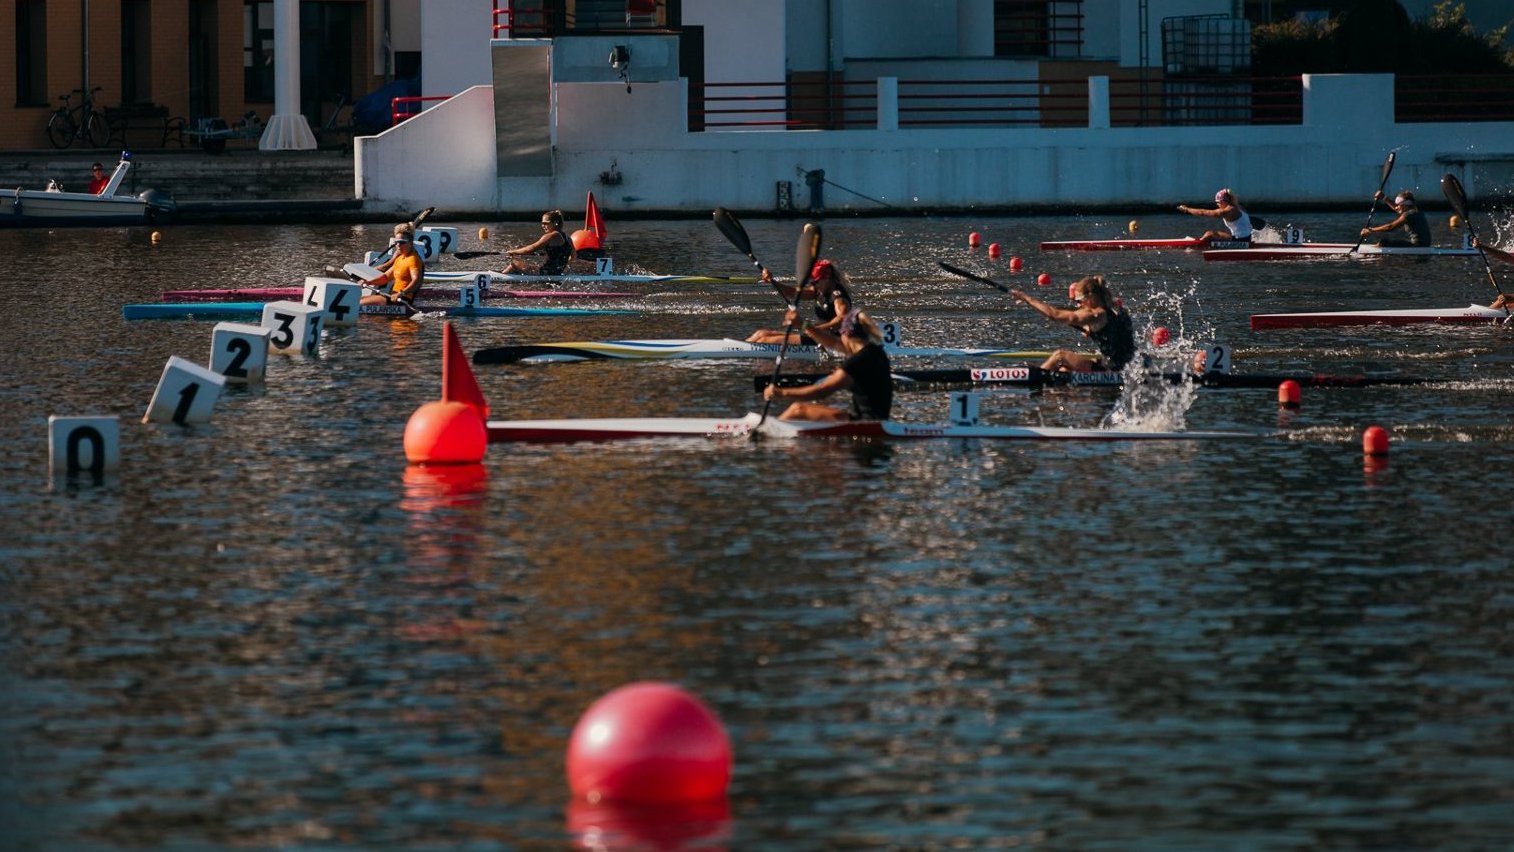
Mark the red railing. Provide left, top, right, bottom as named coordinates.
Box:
left=1395, top=74, right=1514, bottom=122
left=493, top=2, right=554, bottom=38
left=391, top=95, right=452, bottom=126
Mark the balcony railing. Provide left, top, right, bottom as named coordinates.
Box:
left=1395, top=74, right=1514, bottom=123
left=392, top=95, right=452, bottom=126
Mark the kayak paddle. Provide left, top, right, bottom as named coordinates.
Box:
left=756, top=222, right=822, bottom=431
left=1441, top=172, right=1508, bottom=310
left=1350, top=151, right=1396, bottom=253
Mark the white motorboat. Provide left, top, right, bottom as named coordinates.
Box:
left=0, top=152, right=175, bottom=227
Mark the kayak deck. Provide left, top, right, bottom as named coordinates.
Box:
left=1251, top=304, right=1510, bottom=329
left=471, top=338, right=1058, bottom=365
left=122, top=302, right=635, bottom=320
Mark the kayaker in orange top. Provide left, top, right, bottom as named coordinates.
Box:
left=1177, top=188, right=1253, bottom=243
left=361, top=232, right=424, bottom=306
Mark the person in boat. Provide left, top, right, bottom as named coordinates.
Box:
left=747, top=259, right=854, bottom=346
left=1361, top=190, right=1431, bottom=247
left=373, top=223, right=420, bottom=274
left=502, top=209, right=575, bottom=275
left=762, top=307, right=892, bottom=422
left=1470, top=237, right=1514, bottom=310
left=86, top=162, right=109, bottom=195
left=1010, top=275, right=1136, bottom=373
left=1177, top=188, right=1252, bottom=243
left=360, top=230, right=424, bottom=306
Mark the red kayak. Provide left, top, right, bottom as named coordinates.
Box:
left=158, top=286, right=638, bottom=303
left=1251, top=304, right=1510, bottom=329
left=1039, top=236, right=1251, bottom=251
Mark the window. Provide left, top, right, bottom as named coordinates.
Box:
left=122, top=0, right=153, bottom=103
left=244, top=1, right=274, bottom=103
left=995, top=0, right=1083, bottom=59
left=15, top=0, right=47, bottom=107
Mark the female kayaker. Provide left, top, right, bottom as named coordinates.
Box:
left=762, top=308, right=892, bottom=422
left=1010, top=275, right=1136, bottom=373
left=502, top=209, right=575, bottom=275
left=747, top=259, right=854, bottom=346
left=361, top=230, right=424, bottom=306
left=1178, top=188, right=1253, bottom=243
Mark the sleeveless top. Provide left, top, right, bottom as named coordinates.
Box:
left=815, top=280, right=853, bottom=323
left=1402, top=209, right=1431, bottom=246
left=1089, top=308, right=1136, bottom=370
left=541, top=232, right=573, bottom=275
left=1225, top=207, right=1253, bottom=239
left=841, top=343, right=893, bottom=420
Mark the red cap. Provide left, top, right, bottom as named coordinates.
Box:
left=809, top=259, right=834, bottom=281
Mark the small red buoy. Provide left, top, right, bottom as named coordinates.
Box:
left=1363, top=425, right=1389, bottom=456
left=968, top=232, right=982, bottom=248
left=404, top=400, right=487, bottom=464
left=1037, top=273, right=1051, bottom=287
left=987, top=242, right=1001, bottom=259
left=1151, top=326, right=1170, bottom=346
left=567, top=682, right=732, bottom=806
left=1009, top=256, right=1023, bottom=271
left=1278, top=380, right=1302, bottom=409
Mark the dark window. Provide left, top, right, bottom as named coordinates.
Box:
left=244, top=1, right=275, bottom=103
left=189, top=0, right=220, bottom=118
left=122, top=0, right=153, bottom=103
left=15, top=0, right=47, bottom=107
left=995, top=0, right=1083, bottom=59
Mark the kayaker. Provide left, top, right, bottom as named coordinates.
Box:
left=1362, top=190, right=1432, bottom=247
left=1010, top=275, right=1136, bottom=373
left=762, top=308, right=892, bottom=421
left=502, top=209, right=576, bottom=275
left=372, top=223, right=420, bottom=274
left=361, top=231, right=423, bottom=306
left=747, top=259, right=854, bottom=346
left=1471, top=237, right=1514, bottom=310
left=1177, top=188, right=1253, bottom=243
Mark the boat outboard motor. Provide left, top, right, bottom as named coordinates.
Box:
left=139, top=188, right=177, bottom=222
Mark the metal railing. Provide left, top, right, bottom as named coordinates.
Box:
left=1395, top=74, right=1514, bottom=122
left=391, top=95, right=452, bottom=126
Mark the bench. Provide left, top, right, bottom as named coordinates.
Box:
left=104, top=103, right=181, bottom=148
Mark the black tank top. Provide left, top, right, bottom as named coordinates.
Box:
left=1090, top=309, right=1136, bottom=370
left=815, top=281, right=852, bottom=322
left=541, top=232, right=572, bottom=275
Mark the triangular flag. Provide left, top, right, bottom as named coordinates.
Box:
left=584, top=190, right=606, bottom=240
left=441, top=322, right=489, bottom=421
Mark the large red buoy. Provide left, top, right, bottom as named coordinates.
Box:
left=1278, top=380, right=1302, bottom=409
left=1363, top=425, right=1389, bottom=456
left=1009, top=256, right=1023, bottom=271
left=404, top=401, right=486, bottom=464
left=570, top=228, right=602, bottom=253
left=1036, top=272, right=1051, bottom=287
left=987, top=242, right=1001, bottom=259
left=566, top=682, right=732, bottom=805
left=968, top=232, right=981, bottom=248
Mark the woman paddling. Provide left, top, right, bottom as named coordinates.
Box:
left=1178, top=188, right=1253, bottom=243
left=747, top=259, right=854, bottom=346
left=361, top=230, right=424, bottom=306
left=1361, top=190, right=1431, bottom=247
left=761, top=308, right=892, bottom=422
left=502, top=209, right=575, bottom=275
left=1010, top=275, right=1136, bottom=373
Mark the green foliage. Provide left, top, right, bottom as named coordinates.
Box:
left=1252, top=0, right=1514, bottom=74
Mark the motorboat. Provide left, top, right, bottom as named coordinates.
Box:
left=0, top=152, right=175, bottom=227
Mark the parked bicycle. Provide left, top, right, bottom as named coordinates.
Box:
left=47, top=87, right=109, bottom=149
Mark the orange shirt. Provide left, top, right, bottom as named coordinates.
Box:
left=387, top=251, right=423, bottom=300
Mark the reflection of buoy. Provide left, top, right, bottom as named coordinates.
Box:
left=1363, top=425, right=1389, bottom=456
left=1449, top=215, right=1461, bottom=230
left=566, top=798, right=732, bottom=850
left=478, top=226, right=489, bottom=241
left=1009, top=256, right=1023, bottom=271
left=1151, top=326, right=1170, bottom=346
left=1037, top=273, right=1051, bottom=287
left=1278, top=380, right=1302, bottom=409
left=567, top=682, right=732, bottom=805
left=404, top=401, right=486, bottom=464
left=968, top=232, right=981, bottom=248
left=1128, top=219, right=1140, bottom=234
left=987, top=242, right=1001, bottom=259
left=151, top=231, right=162, bottom=244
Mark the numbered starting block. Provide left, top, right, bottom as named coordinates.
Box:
left=210, top=322, right=271, bottom=384
left=416, top=226, right=457, bottom=259
left=593, top=256, right=615, bottom=276
left=143, top=356, right=227, bottom=425
left=302, top=277, right=364, bottom=327
left=261, top=301, right=325, bottom=356
left=949, top=391, right=981, bottom=426
left=48, top=415, right=120, bottom=475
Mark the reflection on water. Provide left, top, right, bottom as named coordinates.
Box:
left=2, top=215, right=1514, bottom=848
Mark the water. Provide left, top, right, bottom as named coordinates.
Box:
left=3, top=212, right=1513, bottom=849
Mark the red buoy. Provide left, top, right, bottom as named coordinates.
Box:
left=987, top=242, right=1001, bottom=259
left=566, top=682, right=732, bottom=805
left=1278, top=380, right=1302, bottom=409
left=1363, top=425, right=1390, bottom=456
left=1009, top=256, right=1023, bottom=271
left=404, top=400, right=487, bottom=464
left=968, top=232, right=982, bottom=248
left=1037, top=273, right=1051, bottom=287
left=570, top=228, right=602, bottom=253
left=1151, top=326, right=1170, bottom=346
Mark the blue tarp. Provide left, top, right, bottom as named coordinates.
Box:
left=352, top=78, right=420, bottom=130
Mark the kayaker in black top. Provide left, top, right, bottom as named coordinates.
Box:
left=1010, top=275, right=1137, bottom=372
left=1362, top=191, right=1432, bottom=247
left=747, top=259, right=854, bottom=347
left=1470, top=237, right=1514, bottom=311
left=762, top=308, right=893, bottom=421
left=502, top=209, right=576, bottom=275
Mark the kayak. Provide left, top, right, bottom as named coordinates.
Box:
left=1206, top=244, right=1479, bottom=262
left=486, top=411, right=1253, bottom=443
left=471, top=338, right=1057, bottom=365
left=122, top=302, right=636, bottom=320
left=1251, top=303, right=1510, bottom=329
left=423, top=269, right=756, bottom=285
left=159, top=286, right=636, bottom=303
left=762, top=364, right=1430, bottom=389
left=1039, top=236, right=1251, bottom=251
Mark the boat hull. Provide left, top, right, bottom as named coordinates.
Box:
left=159, top=286, right=635, bottom=302
left=471, top=339, right=1057, bottom=364
left=1251, top=304, right=1510, bottom=329
left=486, top=411, right=1252, bottom=443
left=122, top=302, right=634, bottom=320
left=0, top=188, right=159, bottom=227
left=1039, top=236, right=1251, bottom=251
left=1206, top=244, right=1477, bottom=261
left=764, top=365, right=1428, bottom=389
left=424, top=269, right=755, bottom=286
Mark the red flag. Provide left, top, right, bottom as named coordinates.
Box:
left=441, top=322, right=489, bottom=421
left=584, top=191, right=606, bottom=240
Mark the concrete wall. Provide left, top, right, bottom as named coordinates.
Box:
left=355, top=84, right=496, bottom=213
left=355, top=71, right=1514, bottom=216
left=422, top=0, right=496, bottom=99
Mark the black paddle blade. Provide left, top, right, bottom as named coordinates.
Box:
left=453, top=250, right=503, bottom=260
left=712, top=208, right=754, bottom=258
left=938, top=261, right=1009, bottom=294
left=1380, top=151, right=1396, bottom=185
left=1442, top=173, right=1472, bottom=224
left=411, top=206, right=436, bottom=228
left=795, top=222, right=822, bottom=289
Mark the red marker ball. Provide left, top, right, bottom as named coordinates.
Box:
left=1151, top=327, right=1170, bottom=346
left=1278, top=380, right=1302, bottom=409
left=1009, top=256, right=1023, bottom=271
left=1363, top=425, right=1389, bottom=456
left=1037, top=273, right=1051, bottom=287
left=987, top=242, right=1001, bottom=259
left=968, top=232, right=982, bottom=248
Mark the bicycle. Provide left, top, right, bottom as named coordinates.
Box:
left=46, top=87, right=109, bottom=149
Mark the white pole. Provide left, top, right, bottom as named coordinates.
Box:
left=259, top=0, right=316, bottom=150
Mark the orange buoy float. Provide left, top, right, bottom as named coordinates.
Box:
left=1009, top=256, right=1023, bottom=271
left=478, top=226, right=490, bottom=241
left=571, top=228, right=602, bottom=254
left=1449, top=215, right=1460, bottom=230
left=1151, top=326, right=1170, bottom=346
left=987, top=242, right=1001, bottom=259
left=1363, top=425, right=1389, bottom=456
left=1128, top=219, right=1140, bottom=234
left=968, top=232, right=981, bottom=248
left=1278, top=380, right=1302, bottom=409
left=403, top=401, right=486, bottom=464
left=567, top=682, right=732, bottom=805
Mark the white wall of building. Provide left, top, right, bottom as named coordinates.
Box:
left=685, top=0, right=786, bottom=82
left=422, top=0, right=496, bottom=98
left=355, top=85, right=497, bottom=213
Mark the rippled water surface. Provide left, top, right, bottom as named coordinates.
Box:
left=3, top=211, right=1513, bottom=849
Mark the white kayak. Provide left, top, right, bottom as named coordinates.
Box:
left=487, top=411, right=1252, bottom=443
left=1251, top=303, right=1511, bottom=329
left=1205, top=243, right=1479, bottom=262
left=471, top=338, right=1057, bottom=365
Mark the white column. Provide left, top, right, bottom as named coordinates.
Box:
left=1088, top=76, right=1110, bottom=129
left=259, top=0, right=317, bottom=150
